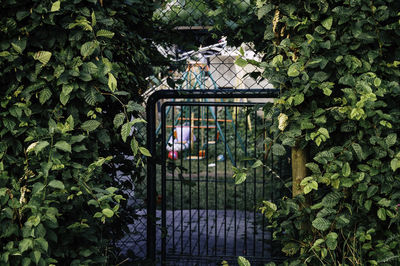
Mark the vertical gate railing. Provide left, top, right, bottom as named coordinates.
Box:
left=146, top=89, right=288, bottom=264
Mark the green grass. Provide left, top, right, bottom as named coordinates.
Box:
left=157, top=158, right=286, bottom=211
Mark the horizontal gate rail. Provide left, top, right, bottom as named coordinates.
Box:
left=146, top=89, right=280, bottom=262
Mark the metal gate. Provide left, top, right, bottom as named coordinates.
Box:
left=146, top=89, right=289, bottom=265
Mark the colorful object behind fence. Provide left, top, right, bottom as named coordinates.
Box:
left=168, top=150, right=179, bottom=160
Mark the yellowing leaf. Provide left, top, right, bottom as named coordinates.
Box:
left=80, top=41, right=97, bottom=58
left=51, top=1, right=61, bottom=12
left=102, top=208, right=114, bottom=218
left=321, top=16, right=333, bottom=30
left=91, top=11, right=96, bottom=27
left=237, top=256, right=250, bottom=266
left=139, top=147, right=151, bottom=157
left=108, top=73, right=117, bottom=92
left=288, top=63, right=301, bottom=77
left=33, top=51, right=52, bottom=65
left=96, top=29, right=115, bottom=38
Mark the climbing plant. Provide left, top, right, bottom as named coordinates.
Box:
left=217, top=0, right=400, bottom=264
left=0, top=0, right=161, bottom=265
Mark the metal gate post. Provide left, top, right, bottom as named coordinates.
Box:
left=146, top=96, right=158, bottom=261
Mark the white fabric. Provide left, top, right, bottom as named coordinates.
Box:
left=166, top=126, right=196, bottom=151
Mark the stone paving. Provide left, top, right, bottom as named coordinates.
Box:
left=118, top=209, right=272, bottom=265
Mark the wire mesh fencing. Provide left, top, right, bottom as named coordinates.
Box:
left=111, top=1, right=286, bottom=264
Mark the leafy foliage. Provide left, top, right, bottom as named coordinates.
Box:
left=0, top=0, right=161, bottom=264
left=213, top=0, right=400, bottom=264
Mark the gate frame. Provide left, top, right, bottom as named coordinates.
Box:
left=146, top=89, right=280, bottom=262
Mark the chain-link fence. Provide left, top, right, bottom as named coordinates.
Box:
left=111, top=1, right=284, bottom=264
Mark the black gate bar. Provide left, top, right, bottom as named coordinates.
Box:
left=146, top=89, right=280, bottom=261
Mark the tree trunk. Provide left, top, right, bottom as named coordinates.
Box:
left=292, top=146, right=307, bottom=197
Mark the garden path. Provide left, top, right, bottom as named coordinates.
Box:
left=118, top=209, right=272, bottom=265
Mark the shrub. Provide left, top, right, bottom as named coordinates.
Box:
left=0, top=0, right=160, bottom=265
left=215, top=0, right=400, bottom=264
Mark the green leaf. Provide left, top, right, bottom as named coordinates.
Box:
left=91, top=11, right=96, bottom=27
left=306, top=163, right=320, bottom=174
left=54, top=141, right=71, bottom=153
left=81, top=120, right=101, bottom=132
left=288, top=63, right=301, bottom=77
left=364, top=200, right=372, bottom=211
left=352, top=143, right=364, bottom=161
left=342, top=162, right=351, bottom=177
left=39, top=89, right=52, bottom=105
left=32, top=183, right=45, bottom=195
left=367, top=185, right=378, bottom=198
left=271, top=143, right=286, bottom=156
left=237, top=256, right=250, bottom=266
left=11, top=42, right=23, bottom=54
left=131, top=138, right=139, bottom=155
left=33, top=51, right=52, bottom=65
left=322, top=192, right=341, bottom=207
left=0, top=51, right=11, bottom=57
left=50, top=1, right=60, bottom=12
left=102, top=208, right=114, bottom=218
left=22, top=258, right=31, bottom=266
left=311, top=238, right=325, bottom=249
left=60, top=91, right=70, bottom=105
left=19, top=238, right=33, bottom=253
left=121, top=122, right=131, bottom=142
left=234, top=172, right=247, bottom=185
left=62, top=84, right=73, bottom=96
left=271, top=54, right=283, bottom=66
left=0, top=187, right=7, bottom=197
left=340, top=178, right=353, bottom=187
left=48, top=180, right=65, bottom=190
left=281, top=242, right=299, bottom=256
left=79, top=249, right=93, bottom=257
left=96, top=29, right=115, bottom=38
left=321, top=16, right=333, bottom=30
left=294, top=93, right=304, bottom=105
left=235, top=57, right=248, bottom=68
left=318, top=127, right=330, bottom=139
left=41, top=162, right=53, bottom=178
left=139, top=146, right=151, bottom=157
left=385, top=133, right=397, bottom=147
left=108, top=73, right=117, bottom=92
left=377, top=198, right=391, bottom=207
left=312, top=217, right=331, bottom=231
left=113, top=113, right=125, bottom=128
left=80, top=41, right=97, bottom=58
left=34, top=141, right=49, bottom=155
left=71, top=135, right=86, bottom=143
left=132, top=118, right=147, bottom=125
left=377, top=208, right=386, bottom=221
left=251, top=160, right=263, bottom=169
left=84, top=88, right=98, bottom=106
left=304, top=185, right=312, bottom=194
left=374, top=77, right=381, bottom=87
left=391, top=158, right=400, bottom=172
left=66, top=115, right=74, bottom=130
left=32, top=250, right=41, bottom=264
left=309, top=181, right=318, bottom=190
left=35, top=238, right=48, bottom=252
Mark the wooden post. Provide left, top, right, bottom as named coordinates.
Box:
left=292, top=146, right=307, bottom=197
